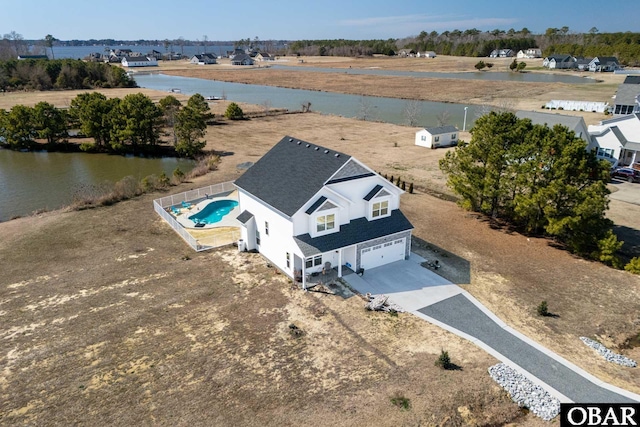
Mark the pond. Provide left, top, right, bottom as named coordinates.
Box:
left=0, top=149, right=194, bottom=222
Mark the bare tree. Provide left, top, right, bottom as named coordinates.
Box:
left=436, top=109, right=451, bottom=126
left=261, top=100, right=272, bottom=116
left=44, top=34, right=57, bottom=59
left=358, top=97, right=377, bottom=121
left=177, top=36, right=185, bottom=56
left=202, top=35, right=208, bottom=54
left=402, top=100, right=422, bottom=126
left=4, top=31, right=24, bottom=56
left=301, top=101, right=312, bottom=113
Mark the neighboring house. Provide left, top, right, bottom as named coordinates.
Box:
left=489, top=49, right=514, bottom=58
left=190, top=53, right=217, bottom=65
left=398, top=49, right=416, bottom=57
left=417, top=51, right=436, bottom=58
left=147, top=50, right=163, bottom=60
left=612, top=81, right=640, bottom=115
left=515, top=110, right=590, bottom=143
left=234, top=136, right=414, bottom=289
left=231, top=53, right=254, bottom=65
left=255, top=52, right=274, bottom=61
left=542, top=54, right=576, bottom=69
left=588, top=56, right=621, bottom=72
left=516, top=48, right=542, bottom=59
left=588, top=114, right=640, bottom=167
left=415, top=126, right=459, bottom=149
left=121, top=56, right=158, bottom=67
left=109, top=48, right=133, bottom=59
left=575, top=57, right=593, bottom=71
left=17, top=54, right=48, bottom=60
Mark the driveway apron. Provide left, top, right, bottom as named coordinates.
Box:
left=344, top=255, right=639, bottom=404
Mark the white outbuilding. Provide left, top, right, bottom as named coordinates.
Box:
left=415, top=125, right=459, bottom=149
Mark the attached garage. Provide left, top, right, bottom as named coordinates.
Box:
left=360, top=238, right=406, bottom=270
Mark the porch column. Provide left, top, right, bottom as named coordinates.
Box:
left=338, top=249, right=342, bottom=278
left=631, top=150, right=638, bottom=167
left=302, top=261, right=307, bottom=291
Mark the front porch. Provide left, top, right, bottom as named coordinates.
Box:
left=296, top=265, right=355, bottom=287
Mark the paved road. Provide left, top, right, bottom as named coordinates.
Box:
left=418, top=294, right=636, bottom=403
left=609, top=180, right=640, bottom=205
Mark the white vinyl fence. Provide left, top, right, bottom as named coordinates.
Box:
left=153, top=181, right=239, bottom=252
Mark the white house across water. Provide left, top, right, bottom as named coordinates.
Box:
left=234, top=136, right=414, bottom=289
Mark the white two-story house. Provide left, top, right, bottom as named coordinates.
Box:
left=234, top=136, right=414, bottom=289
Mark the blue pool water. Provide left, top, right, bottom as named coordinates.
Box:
left=188, top=199, right=239, bottom=224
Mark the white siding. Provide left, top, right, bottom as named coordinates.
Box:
left=415, top=129, right=457, bottom=148
left=237, top=190, right=297, bottom=277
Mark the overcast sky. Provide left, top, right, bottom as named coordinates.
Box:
left=2, top=0, right=638, bottom=41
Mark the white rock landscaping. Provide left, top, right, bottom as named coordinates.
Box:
left=579, top=337, right=637, bottom=368
left=488, top=363, right=560, bottom=421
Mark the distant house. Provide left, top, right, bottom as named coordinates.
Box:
left=588, top=114, right=640, bottom=167
left=489, top=49, right=514, bottom=58
left=612, top=81, right=640, bottom=115
left=574, top=57, right=593, bottom=71
left=255, top=52, right=274, bottom=61
left=417, top=51, right=436, bottom=58
left=190, top=53, right=217, bottom=65
left=121, top=56, right=158, bottom=67
left=231, top=53, right=254, bottom=66
left=588, top=56, right=621, bottom=72
left=516, top=48, right=542, bottom=59
left=415, top=126, right=459, bottom=149
left=398, top=49, right=416, bottom=58
left=227, top=48, right=245, bottom=59
left=515, top=110, right=589, bottom=143
left=542, top=54, right=576, bottom=69
left=147, top=50, right=163, bottom=60
left=17, top=54, right=48, bottom=60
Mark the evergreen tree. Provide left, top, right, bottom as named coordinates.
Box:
left=224, top=102, right=244, bottom=120
left=33, top=101, right=68, bottom=145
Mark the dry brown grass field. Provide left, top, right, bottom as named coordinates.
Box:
left=1, top=60, right=639, bottom=425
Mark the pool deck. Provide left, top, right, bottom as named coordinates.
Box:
left=173, top=192, right=241, bottom=230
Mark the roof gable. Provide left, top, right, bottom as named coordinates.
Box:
left=515, top=111, right=585, bottom=133
left=326, top=158, right=375, bottom=184
left=234, top=136, right=351, bottom=217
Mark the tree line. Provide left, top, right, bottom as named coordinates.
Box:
left=0, top=59, right=135, bottom=91
left=288, top=39, right=398, bottom=56
left=439, top=111, right=625, bottom=267
left=0, top=93, right=212, bottom=157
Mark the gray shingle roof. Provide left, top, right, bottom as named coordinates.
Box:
left=515, top=111, right=585, bottom=133
left=424, top=125, right=458, bottom=135
left=236, top=210, right=254, bottom=224
left=614, top=84, right=640, bottom=106
left=305, top=196, right=327, bottom=215
left=234, top=136, right=351, bottom=217
left=363, top=185, right=383, bottom=201
left=623, top=76, right=640, bottom=85
left=293, top=210, right=414, bottom=257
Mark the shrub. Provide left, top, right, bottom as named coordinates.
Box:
left=173, top=167, right=185, bottom=183
left=474, top=61, right=486, bottom=71
left=401, top=181, right=406, bottom=191
left=395, top=176, right=401, bottom=186
left=224, top=102, right=244, bottom=120
left=158, top=172, right=170, bottom=188
left=141, top=174, right=159, bottom=192
left=79, top=142, right=96, bottom=152
left=594, top=230, right=623, bottom=269
left=435, top=349, right=452, bottom=369
left=625, top=257, right=640, bottom=274
left=537, top=300, right=549, bottom=316
left=409, top=182, right=414, bottom=194
left=390, top=392, right=411, bottom=410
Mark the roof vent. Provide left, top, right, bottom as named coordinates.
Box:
left=296, top=141, right=301, bottom=145
left=324, top=150, right=329, bottom=154
left=305, top=144, right=310, bottom=148
left=289, top=138, right=293, bottom=142
left=314, top=147, right=319, bottom=151
left=334, top=153, right=340, bottom=157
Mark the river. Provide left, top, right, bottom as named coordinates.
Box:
left=0, top=150, right=193, bottom=222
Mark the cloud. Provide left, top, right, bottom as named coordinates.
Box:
left=338, top=14, right=518, bottom=32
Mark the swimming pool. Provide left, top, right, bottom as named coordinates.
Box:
left=188, top=199, right=239, bottom=225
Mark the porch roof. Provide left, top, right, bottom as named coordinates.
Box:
left=293, top=210, right=413, bottom=257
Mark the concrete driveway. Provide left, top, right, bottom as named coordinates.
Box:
left=343, top=254, right=640, bottom=404
left=609, top=180, right=640, bottom=205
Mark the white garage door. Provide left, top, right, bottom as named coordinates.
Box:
left=360, top=238, right=405, bottom=270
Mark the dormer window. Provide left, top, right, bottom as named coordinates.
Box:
left=316, top=213, right=335, bottom=232
left=372, top=200, right=389, bottom=218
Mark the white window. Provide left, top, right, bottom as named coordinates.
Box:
left=255, top=230, right=260, bottom=246
left=286, top=252, right=290, bottom=268
left=421, top=135, right=426, bottom=141
left=372, top=200, right=389, bottom=218
left=316, top=213, right=335, bottom=232
left=265, top=221, right=269, bottom=236
left=305, top=255, right=322, bottom=268
left=597, top=147, right=614, bottom=159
